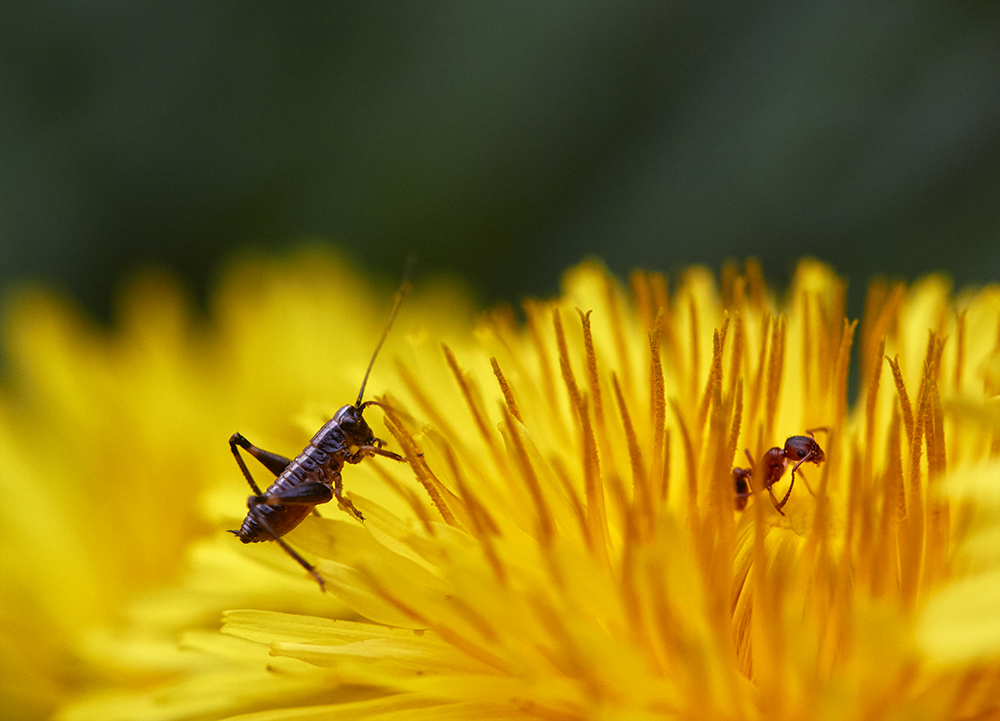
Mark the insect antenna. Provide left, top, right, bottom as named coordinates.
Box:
left=356, top=281, right=411, bottom=407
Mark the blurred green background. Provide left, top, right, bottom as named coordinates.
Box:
left=2, top=2, right=998, bottom=321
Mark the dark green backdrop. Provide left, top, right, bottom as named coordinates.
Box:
left=2, top=2, right=998, bottom=322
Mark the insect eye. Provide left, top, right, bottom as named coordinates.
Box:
left=797, top=449, right=806, bottom=458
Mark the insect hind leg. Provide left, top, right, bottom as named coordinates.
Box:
left=245, top=497, right=326, bottom=591
left=229, top=433, right=264, bottom=495
left=230, top=432, right=293, bottom=477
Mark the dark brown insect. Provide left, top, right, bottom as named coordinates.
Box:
left=228, top=284, right=409, bottom=590
left=733, top=429, right=826, bottom=515
left=732, top=467, right=752, bottom=511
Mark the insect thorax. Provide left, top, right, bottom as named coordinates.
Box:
left=310, top=404, right=375, bottom=451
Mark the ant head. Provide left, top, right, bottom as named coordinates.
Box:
left=783, top=435, right=825, bottom=465
left=333, top=403, right=375, bottom=445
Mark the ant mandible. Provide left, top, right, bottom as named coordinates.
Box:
left=732, top=429, right=826, bottom=515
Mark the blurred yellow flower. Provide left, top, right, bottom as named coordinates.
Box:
left=1, top=250, right=998, bottom=721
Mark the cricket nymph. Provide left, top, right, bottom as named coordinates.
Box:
left=227, top=284, right=409, bottom=591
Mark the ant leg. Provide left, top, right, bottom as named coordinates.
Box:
left=799, top=470, right=816, bottom=497
left=773, top=475, right=795, bottom=513
left=246, top=499, right=326, bottom=591
left=230, top=432, right=293, bottom=477
left=775, top=449, right=817, bottom=511
left=787, top=452, right=814, bottom=481
left=780, top=451, right=816, bottom=507
left=767, top=485, right=788, bottom=516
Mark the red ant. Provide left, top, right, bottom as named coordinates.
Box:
left=228, top=284, right=409, bottom=590
left=732, top=429, right=826, bottom=515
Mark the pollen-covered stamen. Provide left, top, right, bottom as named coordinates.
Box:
left=697, top=321, right=728, bottom=435
left=552, top=309, right=610, bottom=561
left=438, top=441, right=506, bottom=584
left=501, top=405, right=555, bottom=546
left=746, top=311, right=770, bottom=428
left=380, top=409, right=460, bottom=530
left=859, top=279, right=902, bottom=390
left=687, top=297, right=701, bottom=403
left=763, top=315, right=787, bottom=443
left=394, top=359, right=462, bottom=446
left=832, top=318, right=858, bottom=433
left=864, top=336, right=887, bottom=476
left=630, top=269, right=656, bottom=331
left=954, top=309, right=967, bottom=390
left=601, top=271, right=634, bottom=397
left=648, top=315, right=669, bottom=501
left=552, top=309, right=582, bottom=417
left=670, top=397, right=699, bottom=519
left=523, top=300, right=565, bottom=436
left=369, top=458, right=437, bottom=533
left=924, top=376, right=950, bottom=588
left=727, top=313, right=745, bottom=402
left=727, top=378, right=744, bottom=470
left=577, top=309, right=612, bottom=467
left=611, top=373, right=652, bottom=541
left=886, top=354, right=915, bottom=445
left=489, top=356, right=522, bottom=423
left=442, top=343, right=508, bottom=476
left=699, top=337, right=740, bottom=526
left=869, top=408, right=906, bottom=600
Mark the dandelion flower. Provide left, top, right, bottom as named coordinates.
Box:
left=2, top=251, right=998, bottom=720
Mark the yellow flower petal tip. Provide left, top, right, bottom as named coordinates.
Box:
left=2, top=252, right=998, bottom=720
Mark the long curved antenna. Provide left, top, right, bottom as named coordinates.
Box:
left=356, top=281, right=411, bottom=407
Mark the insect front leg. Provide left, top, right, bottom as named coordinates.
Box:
left=358, top=445, right=407, bottom=463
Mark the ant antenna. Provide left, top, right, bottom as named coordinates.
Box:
left=355, top=279, right=411, bottom=407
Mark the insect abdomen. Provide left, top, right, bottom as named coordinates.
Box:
left=234, top=502, right=312, bottom=543
left=233, top=446, right=341, bottom=542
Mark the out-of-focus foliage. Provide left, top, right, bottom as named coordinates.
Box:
left=2, top=2, right=999, bottom=319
